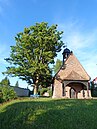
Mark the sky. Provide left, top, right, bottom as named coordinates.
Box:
left=0, top=0, right=97, bottom=88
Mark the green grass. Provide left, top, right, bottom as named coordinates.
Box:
left=0, top=98, right=97, bottom=129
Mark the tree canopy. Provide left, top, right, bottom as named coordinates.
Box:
left=53, top=59, right=62, bottom=73
left=3, top=22, right=64, bottom=94
left=0, top=77, right=10, bottom=87
left=0, top=77, right=17, bottom=102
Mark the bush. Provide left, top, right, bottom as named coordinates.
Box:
left=90, top=81, right=97, bottom=97
left=38, top=87, right=52, bottom=97
left=91, top=88, right=97, bottom=97
left=47, top=88, right=52, bottom=97
left=39, top=88, right=48, bottom=96
left=0, top=86, right=17, bottom=103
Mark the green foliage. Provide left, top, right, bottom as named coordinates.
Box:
left=3, top=22, right=64, bottom=94
left=38, top=87, right=52, bottom=96
left=0, top=76, right=10, bottom=87
left=0, top=77, right=17, bottom=103
left=47, top=88, right=52, bottom=96
left=92, top=88, right=97, bottom=97
left=90, top=81, right=97, bottom=97
left=1, top=99, right=97, bottom=129
left=0, top=90, right=3, bottom=103
left=39, top=88, right=48, bottom=95
left=0, top=86, right=17, bottom=102
left=53, top=59, right=62, bottom=73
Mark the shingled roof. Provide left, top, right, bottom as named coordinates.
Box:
left=55, top=52, right=90, bottom=81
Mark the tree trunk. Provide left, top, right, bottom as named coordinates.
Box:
left=34, top=76, right=39, bottom=95
left=34, top=84, right=38, bottom=95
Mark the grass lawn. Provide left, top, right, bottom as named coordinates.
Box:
left=0, top=98, right=97, bottom=129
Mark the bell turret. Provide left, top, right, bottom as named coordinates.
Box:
left=62, top=48, right=71, bottom=65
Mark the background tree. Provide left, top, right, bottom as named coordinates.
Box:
left=0, top=76, right=10, bottom=87
left=90, top=81, right=97, bottom=97
left=0, top=77, right=17, bottom=102
left=15, top=81, right=19, bottom=87
left=3, top=22, right=64, bottom=94
left=53, top=59, right=62, bottom=74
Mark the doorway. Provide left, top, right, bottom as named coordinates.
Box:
left=70, top=88, right=76, bottom=98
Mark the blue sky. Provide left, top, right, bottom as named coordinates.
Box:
left=0, top=0, right=97, bottom=88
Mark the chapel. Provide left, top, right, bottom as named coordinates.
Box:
left=52, top=48, right=91, bottom=98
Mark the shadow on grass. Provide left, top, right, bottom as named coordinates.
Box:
left=0, top=99, right=97, bottom=129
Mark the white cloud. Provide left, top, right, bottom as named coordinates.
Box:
left=0, top=43, right=10, bottom=65
left=57, top=20, right=97, bottom=80
left=58, top=20, right=97, bottom=51
left=0, top=41, right=28, bottom=87
left=0, top=44, right=7, bottom=54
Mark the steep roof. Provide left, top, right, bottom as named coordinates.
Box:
left=55, top=52, right=90, bottom=81
left=93, top=77, right=97, bottom=81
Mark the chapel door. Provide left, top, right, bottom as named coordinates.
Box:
left=70, top=88, right=76, bottom=98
